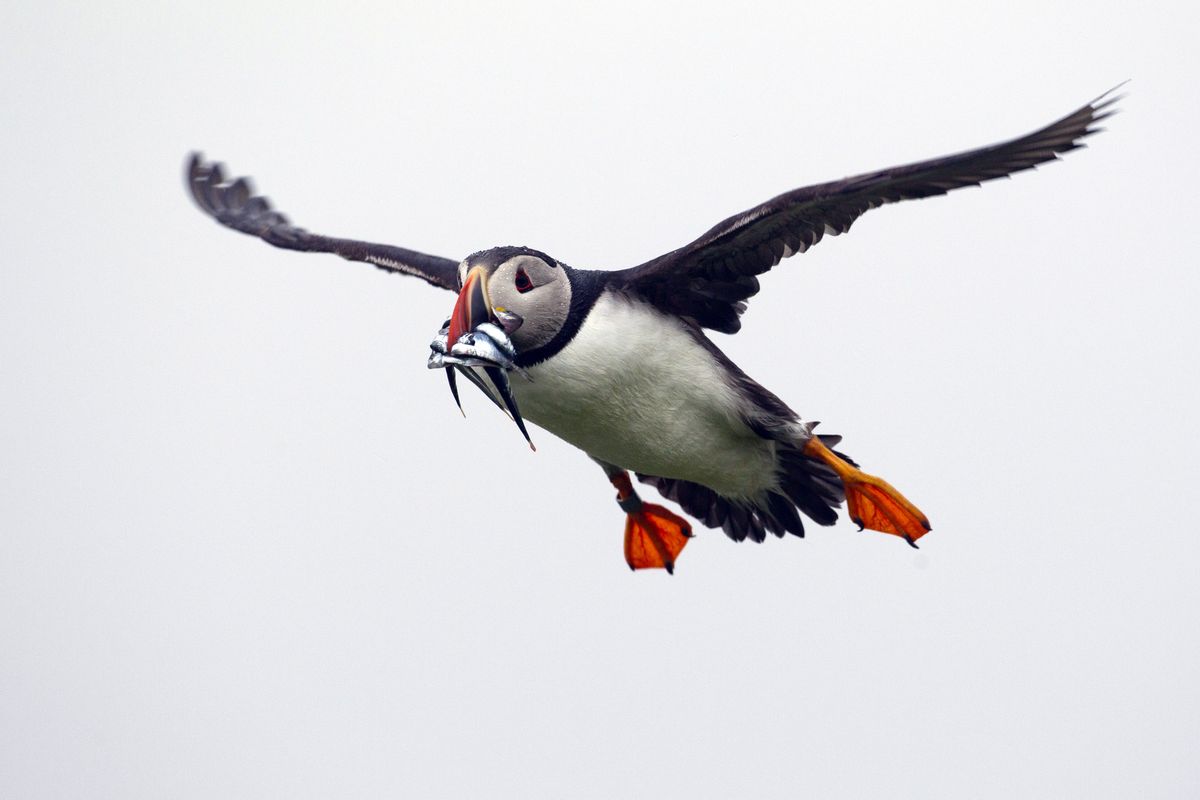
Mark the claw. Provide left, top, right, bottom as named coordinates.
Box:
left=624, top=504, right=692, bottom=572
left=803, top=437, right=931, bottom=545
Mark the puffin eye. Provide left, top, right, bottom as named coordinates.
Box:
left=514, top=267, right=534, bottom=294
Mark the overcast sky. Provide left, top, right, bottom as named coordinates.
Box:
left=3, top=2, right=1198, bottom=797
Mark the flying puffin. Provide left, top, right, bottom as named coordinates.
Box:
left=187, top=89, right=1117, bottom=572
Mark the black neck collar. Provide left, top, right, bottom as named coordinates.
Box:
left=514, top=266, right=607, bottom=368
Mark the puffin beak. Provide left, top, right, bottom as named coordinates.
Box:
left=447, top=266, right=494, bottom=346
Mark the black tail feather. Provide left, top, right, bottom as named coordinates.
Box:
left=767, top=491, right=806, bottom=537
left=636, top=433, right=847, bottom=544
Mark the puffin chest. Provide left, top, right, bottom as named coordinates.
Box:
left=509, top=293, right=777, bottom=498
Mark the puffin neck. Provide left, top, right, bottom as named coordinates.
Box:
left=514, top=266, right=607, bottom=368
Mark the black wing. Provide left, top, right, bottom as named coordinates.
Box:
left=609, top=88, right=1121, bottom=333
left=186, top=153, right=461, bottom=292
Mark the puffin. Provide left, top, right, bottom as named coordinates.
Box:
left=187, top=89, right=1117, bottom=572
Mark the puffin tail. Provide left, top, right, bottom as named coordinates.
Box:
left=773, top=433, right=849, bottom=530
left=638, top=433, right=930, bottom=546
left=635, top=434, right=847, bottom=543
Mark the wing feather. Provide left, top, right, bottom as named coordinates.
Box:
left=186, top=153, right=461, bottom=292
left=610, top=87, right=1122, bottom=333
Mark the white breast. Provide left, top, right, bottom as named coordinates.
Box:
left=509, top=292, right=778, bottom=499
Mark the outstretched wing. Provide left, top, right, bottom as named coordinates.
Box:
left=186, top=153, right=461, bottom=292
left=609, top=88, right=1121, bottom=334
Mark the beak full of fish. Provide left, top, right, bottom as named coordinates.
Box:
left=427, top=311, right=536, bottom=451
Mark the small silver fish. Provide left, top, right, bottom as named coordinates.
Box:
left=427, top=319, right=535, bottom=450
left=472, top=322, right=516, bottom=359
left=428, top=324, right=502, bottom=369
left=450, top=331, right=515, bottom=370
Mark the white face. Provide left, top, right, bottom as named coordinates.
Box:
left=470, top=255, right=572, bottom=353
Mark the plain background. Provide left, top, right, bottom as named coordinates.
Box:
left=3, top=2, right=1198, bottom=797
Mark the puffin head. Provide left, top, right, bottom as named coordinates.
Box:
left=447, top=246, right=572, bottom=355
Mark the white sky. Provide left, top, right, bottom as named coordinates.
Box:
left=3, top=1, right=1198, bottom=797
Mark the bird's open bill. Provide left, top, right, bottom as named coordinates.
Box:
left=441, top=265, right=536, bottom=450
left=448, top=265, right=494, bottom=346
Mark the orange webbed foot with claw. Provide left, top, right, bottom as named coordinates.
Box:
left=803, top=437, right=931, bottom=547
left=624, top=502, right=693, bottom=573
left=608, top=471, right=692, bottom=572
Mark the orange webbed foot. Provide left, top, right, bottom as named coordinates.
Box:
left=624, top=502, right=693, bottom=573
left=803, top=437, right=932, bottom=547
left=606, top=469, right=693, bottom=572
left=843, top=474, right=931, bottom=547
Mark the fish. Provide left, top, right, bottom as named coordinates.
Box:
left=428, top=321, right=535, bottom=450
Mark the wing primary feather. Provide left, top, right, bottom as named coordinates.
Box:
left=607, top=87, right=1121, bottom=334
left=185, top=153, right=461, bottom=292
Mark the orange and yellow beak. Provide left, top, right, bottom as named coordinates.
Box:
left=447, top=265, right=494, bottom=347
